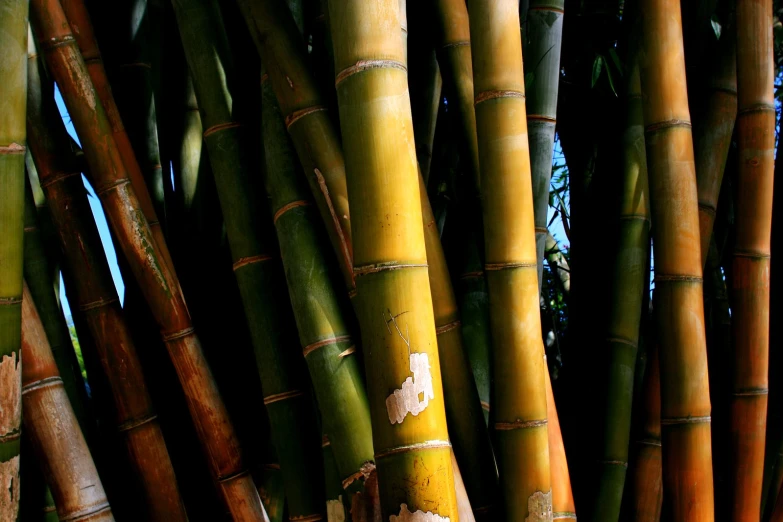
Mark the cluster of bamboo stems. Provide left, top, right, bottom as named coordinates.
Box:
left=0, top=0, right=778, bottom=521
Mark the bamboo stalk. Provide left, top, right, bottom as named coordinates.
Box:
left=522, top=0, right=564, bottom=290
left=26, top=37, right=188, bottom=520
left=21, top=283, right=115, bottom=522
left=170, top=0, right=325, bottom=519
left=261, top=62, right=376, bottom=509
left=626, top=341, right=663, bottom=522
left=58, top=0, right=176, bottom=279
left=469, top=0, right=553, bottom=519
left=237, top=0, right=355, bottom=295
left=0, top=0, right=27, bottom=517
left=639, top=0, right=715, bottom=516
left=730, top=0, right=775, bottom=518
left=29, top=2, right=266, bottom=518
left=328, top=0, right=459, bottom=519
left=544, top=233, right=570, bottom=296
left=693, top=27, right=738, bottom=267
left=546, top=366, right=576, bottom=521
left=588, top=59, right=650, bottom=522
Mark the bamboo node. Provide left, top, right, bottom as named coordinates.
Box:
left=23, top=226, right=37, bottom=233
left=733, top=250, right=771, bottom=260
left=161, top=327, right=195, bottom=342
left=481, top=401, right=491, bottom=412
left=303, top=335, right=353, bottom=357
left=440, top=40, right=470, bottom=50
left=552, top=512, right=577, bottom=520
left=274, top=200, right=311, bottom=223
left=484, top=261, right=537, bottom=271
left=598, top=459, right=628, bottom=468
left=435, top=320, right=461, bottom=335
left=529, top=5, right=565, bottom=13
left=289, top=514, right=324, bottom=522
left=644, top=119, right=692, bottom=133
left=653, top=274, right=702, bottom=284
left=0, top=430, right=21, bottom=444
left=738, top=103, right=776, bottom=115
left=475, top=90, right=525, bottom=105
left=232, top=254, right=274, bottom=271
left=263, top=390, right=305, bottom=405
left=660, top=415, right=711, bottom=426
left=117, top=413, right=158, bottom=433
left=733, top=388, right=769, bottom=396
left=698, top=203, right=716, bottom=216
left=94, top=178, right=131, bottom=196
left=637, top=438, right=661, bottom=447
left=0, top=296, right=22, bottom=306
left=606, top=336, right=638, bottom=349
left=528, top=115, right=557, bottom=124
left=374, top=440, right=451, bottom=460
left=341, top=461, right=376, bottom=489
left=335, top=60, right=407, bottom=86
left=203, top=122, right=242, bottom=138
left=217, top=469, right=251, bottom=483
left=460, top=271, right=484, bottom=280
left=39, top=170, right=80, bottom=189
left=0, top=143, right=25, bottom=155
left=61, top=503, right=112, bottom=522
left=285, top=106, right=328, bottom=129
left=534, top=226, right=548, bottom=234
left=39, top=35, right=77, bottom=51
left=22, top=376, right=63, bottom=395
left=494, top=419, right=548, bottom=431
left=619, top=213, right=650, bottom=224
left=79, top=297, right=119, bottom=312
left=354, top=263, right=428, bottom=277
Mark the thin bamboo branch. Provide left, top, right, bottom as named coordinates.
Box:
left=21, top=283, right=115, bottom=522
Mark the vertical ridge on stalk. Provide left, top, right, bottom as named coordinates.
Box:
left=730, top=0, right=775, bottom=518
left=639, top=0, right=715, bottom=517
left=468, top=0, right=553, bottom=519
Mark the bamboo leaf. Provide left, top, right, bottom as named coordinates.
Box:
left=711, top=15, right=722, bottom=40
left=604, top=57, right=618, bottom=96
left=608, top=48, right=624, bottom=76
left=592, top=55, right=604, bottom=87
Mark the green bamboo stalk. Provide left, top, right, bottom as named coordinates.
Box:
left=30, top=0, right=266, bottom=517
left=171, top=1, right=325, bottom=519
left=522, top=0, right=565, bottom=291
left=23, top=173, right=93, bottom=438
left=588, top=58, right=651, bottom=522
left=262, top=66, right=376, bottom=509
left=469, top=0, right=553, bottom=519
left=0, top=0, right=28, bottom=517
left=21, top=282, right=116, bottom=522
left=329, top=0, right=459, bottom=519
left=87, top=0, right=167, bottom=232
left=639, top=0, right=715, bottom=516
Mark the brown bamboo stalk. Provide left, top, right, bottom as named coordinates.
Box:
left=639, top=0, right=715, bottom=516
left=58, top=0, right=177, bottom=281
left=26, top=33, right=188, bottom=519
left=730, top=0, right=775, bottom=518
left=21, top=282, right=115, bottom=522
left=546, top=364, right=576, bottom=521
left=28, top=2, right=266, bottom=518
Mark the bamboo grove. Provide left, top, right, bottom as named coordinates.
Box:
left=0, top=0, right=780, bottom=520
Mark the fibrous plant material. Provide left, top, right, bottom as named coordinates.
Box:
left=588, top=58, right=650, bottom=522
left=21, top=283, right=115, bottom=522
left=0, top=0, right=27, bottom=518
left=58, top=0, right=176, bottom=279
left=328, top=0, right=459, bottom=518
left=522, top=0, right=564, bottom=290
left=693, top=27, right=738, bottom=266
left=262, top=63, right=375, bottom=505
left=25, top=35, right=188, bottom=519
left=171, top=0, right=324, bottom=519
left=469, top=0, right=553, bottom=519
left=639, top=0, right=715, bottom=517
left=730, top=0, right=775, bottom=518
left=29, top=1, right=266, bottom=518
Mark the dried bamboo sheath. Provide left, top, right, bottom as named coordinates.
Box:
left=731, top=0, right=774, bottom=519
left=469, top=0, right=552, bottom=519
left=28, top=1, right=265, bottom=518
left=329, top=0, right=459, bottom=519
left=0, top=0, right=27, bottom=518
left=639, top=0, right=715, bottom=518
left=21, top=284, right=115, bottom=522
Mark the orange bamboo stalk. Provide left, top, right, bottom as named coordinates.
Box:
left=730, top=0, right=775, bottom=519
left=58, top=0, right=177, bottom=281
left=28, top=2, right=266, bottom=519
left=21, top=283, right=115, bottom=522
left=639, top=0, right=715, bottom=517
left=546, top=366, right=576, bottom=521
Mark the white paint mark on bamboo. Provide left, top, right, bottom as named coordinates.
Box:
left=389, top=504, right=450, bottom=522
left=326, top=495, right=346, bottom=522
left=525, top=490, right=553, bottom=522
left=0, top=456, right=20, bottom=522
left=0, top=352, right=21, bottom=436
left=386, top=352, right=434, bottom=424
